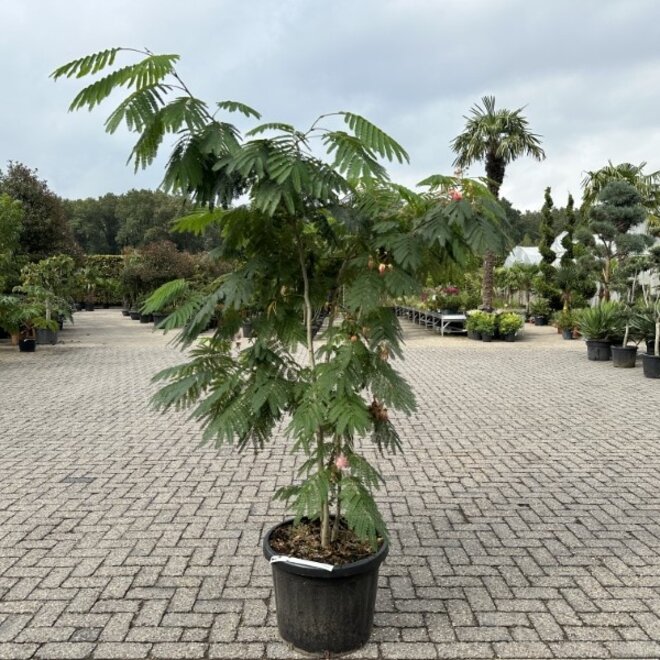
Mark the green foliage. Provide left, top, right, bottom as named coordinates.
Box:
left=583, top=181, right=653, bottom=301
left=57, top=46, right=509, bottom=552
left=475, top=312, right=496, bottom=334
left=0, top=162, right=78, bottom=261
left=497, top=312, right=523, bottom=334
left=450, top=95, right=546, bottom=198
left=581, top=161, right=660, bottom=229
left=0, top=193, right=24, bottom=291
left=529, top=297, right=550, bottom=318
left=552, top=309, right=577, bottom=331
left=576, top=302, right=622, bottom=341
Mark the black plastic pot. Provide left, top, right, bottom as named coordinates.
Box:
left=241, top=322, right=253, bottom=339
left=481, top=332, right=493, bottom=342
left=534, top=316, right=548, bottom=326
left=586, top=340, right=611, bottom=361
left=121, top=309, right=130, bottom=317
left=562, top=329, right=573, bottom=340
left=36, top=328, right=58, bottom=345
left=152, top=313, right=166, bottom=327
left=129, top=310, right=141, bottom=321
left=503, top=332, right=516, bottom=342
left=18, top=339, right=36, bottom=352
left=263, top=519, right=388, bottom=655
left=647, top=339, right=657, bottom=356
left=139, top=313, right=153, bottom=324
left=642, top=354, right=660, bottom=378
left=611, top=345, right=637, bottom=368
left=85, top=303, right=95, bottom=311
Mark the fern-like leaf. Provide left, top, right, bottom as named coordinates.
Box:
left=51, top=48, right=121, bottom=80
left=216, top=100, right=261, bottom=119
left=340, top=112, right=409, bottom=164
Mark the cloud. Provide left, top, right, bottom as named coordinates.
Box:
left=2, top=0, right=660, bottom=211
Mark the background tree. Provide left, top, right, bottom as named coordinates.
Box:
left=64, top=194, right=120, bottom=254
left=582, top=161, right=660, bottom=229
left=535, top=187, right=560, bottom=308
left=65, top=189, right=214, bottom=253
left=0, top=162, right=79, bottom=260
left=580, top=180, right=651, bottom=301
left=451, top=95, right=546, bottom=308
left=0, top=193, right=24, bottom=291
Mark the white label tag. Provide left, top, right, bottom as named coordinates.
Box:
left=270, top=555, right=334, bottom=571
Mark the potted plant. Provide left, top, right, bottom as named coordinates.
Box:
left=552, top=309, right=577, bottom=340
left=478, top=312, right=496, bottom=342
left=610, top=306, right=643, bottom=368
left=498, top=312, right=523, bottom=342
left=637, top=302, right=660, bottom=377
left=576, top=302, right=619, bottom=361
left=18, top=322, right=37, bottom=352
left=465, top=310, right=484, bottom=340
left=55, top=46, right=508, bottom=654
left=529, top=297, right=550, bottom=325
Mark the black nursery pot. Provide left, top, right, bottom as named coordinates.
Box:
left=562, top=328, right=573, bottom=340
left=586, top=340, right=611, bottom=361
left=534, top=316, right=548, bottom=326
left=647, top=339, right=656, bottom=356
left=18, top=339, right=36, bottom=352
left=263, top=519, right=388, bottom=655
left=36, top=328, right=58, bottom=345
left=642, top=354, right=660, bottom=378
left=129, top=310, right=141, bottom=321
left=611, top=345, right=637, bottom=368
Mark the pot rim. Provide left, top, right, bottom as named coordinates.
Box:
left=263, top=518, right=389, bottom=579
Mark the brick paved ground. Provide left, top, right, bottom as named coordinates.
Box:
left=1, top=310, right=659, bottom=659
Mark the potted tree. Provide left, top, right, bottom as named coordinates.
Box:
left=638, top=302, right=660, bottom=378
left=610, top=307, right=643, bottom=368
left=55, top=46, right=508, bottom=654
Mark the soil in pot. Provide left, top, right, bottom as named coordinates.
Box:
left=562, top=329, right=573, bottom=340
left=642, top=354, right=660, bottom=378
left=263, top=519, right=387, bottom=655
left=586, top=340, right=611, bottom=361
left=611, top=345, right=638, bottom=368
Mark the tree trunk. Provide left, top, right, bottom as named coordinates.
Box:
left=482, top=251, right=495, bottom=310
left=481, top=153, right=505, bottom=309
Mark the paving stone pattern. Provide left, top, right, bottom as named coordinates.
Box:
left=1, top=310, right=659, bottom=659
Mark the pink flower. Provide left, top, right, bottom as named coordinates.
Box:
left=449, top=189, right=463, bottom=202
left=334, top=454, right=349, bottom=470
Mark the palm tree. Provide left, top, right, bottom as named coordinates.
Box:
left=581, top=161, right=660, bottom=229
left=451, top=96, right=546, bottom=308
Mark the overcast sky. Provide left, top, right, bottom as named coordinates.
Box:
left=2, top=0, right=660, bottom=211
